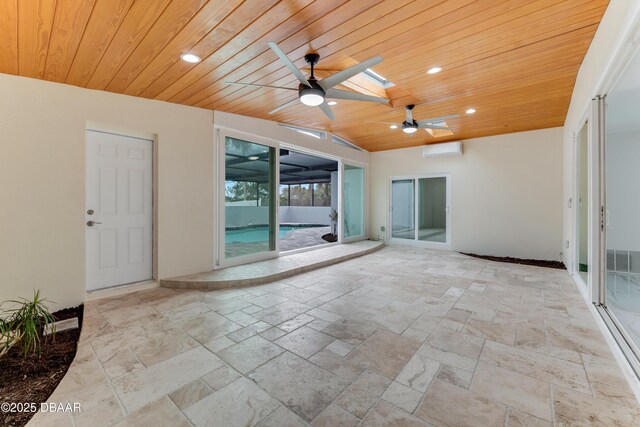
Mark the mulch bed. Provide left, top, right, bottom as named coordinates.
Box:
left=461, top=252, right=566, bottom=270
left=0, top=305, right=83, bottom=427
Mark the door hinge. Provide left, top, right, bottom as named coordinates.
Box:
left=600, top=206, right=605, bottom=231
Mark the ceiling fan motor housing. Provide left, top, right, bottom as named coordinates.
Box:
left=304, top=53, right=320, bottom=66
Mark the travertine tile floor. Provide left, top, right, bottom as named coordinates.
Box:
left=30, top=246, right=640, bottom=426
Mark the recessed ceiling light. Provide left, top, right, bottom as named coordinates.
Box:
left=390, top=125, right=398, bottom=129
left=327, top=101, right=337, bottom=106
left=427, top=67, right=442, bottom=74
left=466, top=108, right=476, bottom=114
left=181, top=53, right=201, bottom=63
left=247, top=155, right=260, bottom=160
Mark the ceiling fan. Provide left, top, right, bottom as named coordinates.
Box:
left=225, top=41, right=390, bottom=120
left=381, top=105, right=459, bottom=134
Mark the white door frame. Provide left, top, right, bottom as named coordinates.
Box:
left=572, top=108, right=590, bottom=294
left=388, top=173, right=452, bottom=248
left=215, top=126, right=281, bottom=269
left=85, top=127, right=155, bottom=291
left=342, top=160, right=368, bottom=243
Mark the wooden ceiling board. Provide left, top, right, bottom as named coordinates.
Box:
left=0, top=0, right=19, bottom=75
left=65, top=0, right=135, bottom=87
left=209, top=8, right=600, bottom=142
left=166, top=0, right=395, bottom=105
left=167, top=0, right=316, bottom=104
left=0, top=0, right=610, bottom=151
left=43, top=0, right=96, bottom=83
left=139, top=0, right=281, bottom=100
left=210, top=0, right=600, bottom=117
left=85, top=0, right=173, bottom=89
left=197, top=0, right=465, bottom=110
left=121, top=0, right=243, bottom=96
left=18, top=0, right=57, bottom=79
left=105, top=0, right=208, bottom=93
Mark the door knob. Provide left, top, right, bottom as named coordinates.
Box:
left=86, top=221, right=102, bottom=227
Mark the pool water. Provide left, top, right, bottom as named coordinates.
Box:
left=225, top=227, right=295, bottom=244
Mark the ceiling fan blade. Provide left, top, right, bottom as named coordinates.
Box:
left=268, top=98, right=299, bottom=115
left=416, top=114, right=459, bottom=127
left=267, top=41, right=311, bottom=87
left=318, top=56, right=383, bottom=90
left=318, top=102, right=336, bottom=120
left=225, top=81, right=297, bottom=91
left=419, top=124, right=452, bottom=131
left=326, top=88, right=388, bottom=104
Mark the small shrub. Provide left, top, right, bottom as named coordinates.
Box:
left=0, top=290, right=56, bottom=357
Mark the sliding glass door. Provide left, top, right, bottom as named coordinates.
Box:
left=343, top=164, right=365, bottom=239
left=224, top=136, right=276, bottom=262
left=584, top=44, right=640, bottom=374
left=601, top=49, right=640, bottom=354
left=576, top=119, right=589, bottom=287
left=391, top=175, right=450, bottom=245
left=418, top=177, right=448, bottom=243
left=391, top=180, right=415, bottom=239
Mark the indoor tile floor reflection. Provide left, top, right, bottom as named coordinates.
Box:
left=32, top=246, right=640, bottom=426
left=607, top=272, right=640, bottom=350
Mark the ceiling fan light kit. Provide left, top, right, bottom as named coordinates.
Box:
left=299, top=84, right=325, bottom=106
left=402, top=124, right=418, bottom=133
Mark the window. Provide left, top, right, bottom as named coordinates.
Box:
left=313, top=183, right=331, bottom=206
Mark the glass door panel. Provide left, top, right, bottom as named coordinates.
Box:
left=603, top=48, right=640, bottom=352
left=418, top=177, right=447, bottom=243
left=576, top=120, right=589, bottom=284
left=224, top=137, right=276, bottom=259
left=344, top=164, right=364, bottom=238
left=391, top=179, right=415, bottom=239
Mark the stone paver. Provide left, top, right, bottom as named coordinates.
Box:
left=34, top=246, right=640, bottom=426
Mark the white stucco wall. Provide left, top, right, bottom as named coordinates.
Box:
left=0, top=73, right=215, bottom=310
left=369, top=128, right=564, bottom=260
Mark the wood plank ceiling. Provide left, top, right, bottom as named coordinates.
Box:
left=0, top=0, right=609, bottom=151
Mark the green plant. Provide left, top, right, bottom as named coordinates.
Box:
left=329, top=209, right=338, bottom=235
left=0, top=318, right=19, bottom=357
left=0, top=290, right=56, bottom=357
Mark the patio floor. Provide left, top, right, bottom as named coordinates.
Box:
left=32, top=246, right=640, bottom=426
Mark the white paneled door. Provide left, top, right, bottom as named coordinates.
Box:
left=85, top=130, right=152, bottom=291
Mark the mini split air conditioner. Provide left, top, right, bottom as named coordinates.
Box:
left=422, top=141, right=463, bottom=158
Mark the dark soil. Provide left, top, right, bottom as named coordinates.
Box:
left=0, top=305, right=83, bottom=427
left=322, top=233, right=338, bottom=243
left=461, top=253, right=566, bottom=270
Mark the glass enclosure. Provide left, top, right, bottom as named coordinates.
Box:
left=576, top=120, right=589, bottom=285
left=343, top=164, right=365, bottom=239
left=220, top=132, right=365, bottom=264
left=418, top=177, right=447, bottom=243
left=392, top=179, right=415, bottom=239
left=391, top=176, right=449, bottom=244
left=278, top=149, right=337, bottom=251
left=224, top=137, right=276, bottom=259
left=603, top=46, right=640, bottom=351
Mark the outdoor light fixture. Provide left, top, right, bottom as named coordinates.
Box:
left=427, top=67, right=442, bottom=74
left=466, top=108, right=476, bottom=114
left=390, top=125, right=398, bottom=129
left=247, top=155, right=260, bottom=160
